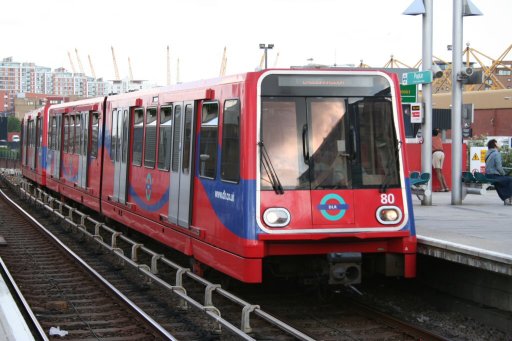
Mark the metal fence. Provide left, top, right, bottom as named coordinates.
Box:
left=0, top=148, right=20, bottom=169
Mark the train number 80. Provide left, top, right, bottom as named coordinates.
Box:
left=380, top=194, right=395, bottom=205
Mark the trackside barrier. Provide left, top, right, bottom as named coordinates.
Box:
left=461, top=171, right=496, bottom=199
left=410, top=171, right=431, bottom=200
left=15, top=179, right=314, bottom=341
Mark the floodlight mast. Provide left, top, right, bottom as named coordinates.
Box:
left=259, top=44, right=274, bottom=69
left=451, top=0, right=482, bottom=205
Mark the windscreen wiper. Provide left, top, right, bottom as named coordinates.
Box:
left=379, top=140, right=402, bottom=193
left=258, top=141, right=284, bottom=195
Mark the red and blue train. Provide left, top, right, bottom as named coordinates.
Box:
left=21, top=69, right=417, bottom=285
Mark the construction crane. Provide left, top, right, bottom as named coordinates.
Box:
left=67, top=51, right=77, bottom=73
left=219, top=46, right=227, bottom=77
left=176, top=58, right=181, bottom=84
left=75, top=48, right=85, bottom=74
left=167, top=45, right=171, bottom=85
left=468, top=43, right=512, bottom=91
left=273, top=51, right=279, bottom=68
left=358, top=60, right=370, bottom=68
left=128, top=57, right=134, bottom=81
left=259, top=52, right=265, bottom=70
left=88, top=55, right=96, bottom=79
left=111, top=46, right=120, bottom=81
left=382, top=55, right=413, bottom=69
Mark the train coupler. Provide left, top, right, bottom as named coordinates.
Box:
left=327, top=252, right=362, bottom=285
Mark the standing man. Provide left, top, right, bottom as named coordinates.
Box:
left=432, top=129, right=449, bottom=192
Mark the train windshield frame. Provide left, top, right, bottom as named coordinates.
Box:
left=260, top=73, right=400, bottom=191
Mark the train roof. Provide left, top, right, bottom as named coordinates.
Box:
left=40, top=68, right=400, bottom=114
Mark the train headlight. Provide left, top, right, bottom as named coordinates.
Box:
left=376, top=206, right=402, bottom=225
left=263, top=208, right=290, bottom=227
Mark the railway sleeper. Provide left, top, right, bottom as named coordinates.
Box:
left=16, top=178, right=315, bottom=340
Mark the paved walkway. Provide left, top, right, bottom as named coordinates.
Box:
left=412, top=190, right=512, bottom=275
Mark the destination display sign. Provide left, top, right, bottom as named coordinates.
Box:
left=278, top=75, right=375, bottom=88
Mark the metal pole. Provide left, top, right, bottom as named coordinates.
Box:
left=451, top=0, right=463, bottom=204
left=264, top=48, right=268, bottom=69
left=421, top=0, right=433, bottom=205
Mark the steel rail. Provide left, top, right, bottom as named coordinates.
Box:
left=17, top=179, right=315, bottom=341
left=0, top=184, right=178, bottom=341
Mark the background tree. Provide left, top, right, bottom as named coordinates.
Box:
left=7, top=116, right=21, bottom=132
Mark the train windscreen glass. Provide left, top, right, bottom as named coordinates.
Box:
left=260, top=74, right=400, bottom=191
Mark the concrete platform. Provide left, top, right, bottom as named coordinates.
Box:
left=0, top=258, right=47, bottom=340
left=413, top=190, right=512, bottom=276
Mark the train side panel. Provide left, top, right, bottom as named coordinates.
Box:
left=47, top=98, right=105, bottom=211
left=21, top=105, right=49, bottom=186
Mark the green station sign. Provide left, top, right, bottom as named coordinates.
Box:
left=400, top=84, right=417, bottom=103
left=402, top=70, right=433, bottom=86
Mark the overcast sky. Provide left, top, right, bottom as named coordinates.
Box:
left=2, top=0, right=510, bottom=85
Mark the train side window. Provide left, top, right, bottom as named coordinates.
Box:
left=182, top=104, right=193, bottom=175
left=30, top=121, right=33, bottom=147
left=36, top=117, right=42, bottom=148
left=122, top=109, right=129, bottom=163
left=75, top=113, right=82, bottom=154
left=221, top=99, right=240, bottom=182
left=52, top=117, right=57, bottom=150
left=158, top=106, right=172, bottom=171
left=49, top=117, right=56, bottom=150
left=82, top=112, right=89, bottom=156
left=70, top=115, right=76, bottom=154
left=144, top=107, right=157, bottom=168
left=199, top=102, right=219, bottom=179
left=48, top=117, right=52, bottom=150
left=132, top=108, right=144, bottom=166
left=171, top=105, right=182, bottom=172
left=30, top=120, right=34, bottom=147
left=32, top=120, right=36, bottom=147
left=64, top=116, right=69, bottom=153
left=91, top=112, right=99, bottom=158
left=110, top=110, right=115, bottom=162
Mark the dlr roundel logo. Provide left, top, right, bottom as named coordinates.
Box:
left=317, top=194, right=350, bottom=221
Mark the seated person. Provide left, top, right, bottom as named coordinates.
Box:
left=485, top=139, right=512, bottom=205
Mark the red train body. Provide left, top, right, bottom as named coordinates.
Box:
left=21, top=69, right=417, bottom=285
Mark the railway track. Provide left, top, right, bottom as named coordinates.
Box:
left=0, top=180, right=174, bottom=339
left=0, top=171, right=451, bottom=340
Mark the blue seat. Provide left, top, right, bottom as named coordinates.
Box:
left=462, top=171, right=476, bottom=183
left=411, top=172, right=430, bottom=187
left=410, top=171, right=420, bottom=179
left=474, top=172, right=497, bottom=184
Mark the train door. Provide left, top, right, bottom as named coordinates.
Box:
left=168, top=101, right=195, bottom=227
left=51, top=114, right=62, bottom=179
left=35, top=116, right=42, bottom=171
left=112, top=108, right=130, bottom=204
left=25, top=119, right=33, bottom=169
left=77, top=112, right=89, bottom=189
left=305, top=97, right=355, bottom=225
left=260, top=97, right=355, bottom=226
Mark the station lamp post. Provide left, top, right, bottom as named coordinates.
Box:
left=403, top=0, right=434, bottom=206
left=451, top=0, right=482, bottom=204
left=404, top=0, right=481, bottom=205
left=259, top=44, right=274, bottom=69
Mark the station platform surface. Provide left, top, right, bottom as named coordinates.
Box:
left=0, top=258, right=45, bottom=340
left=412, top=190, right=512, bottom=276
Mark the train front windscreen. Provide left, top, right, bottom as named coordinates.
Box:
left=260, top=73, right=400, bottom=192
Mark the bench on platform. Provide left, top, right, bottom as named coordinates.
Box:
left=461, top=171, right=496, bottom=198
left=410, top=171, right=431, bottom=200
